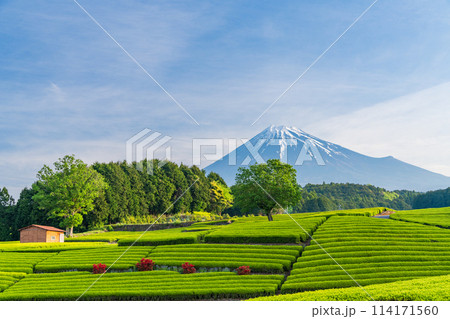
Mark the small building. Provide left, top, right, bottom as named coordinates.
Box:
left=19, top=225, right=65, bottom=243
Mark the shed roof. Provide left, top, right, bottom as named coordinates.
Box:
left=18, top=224, right=66, bottom=233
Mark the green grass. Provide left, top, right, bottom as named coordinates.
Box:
left=284, top=216, right=450, bottom=292
left=390, top=207, right=450, bottom=228
left=250, top=274, right=450, bottom=301
left=0, top=271, right=284, bottom=300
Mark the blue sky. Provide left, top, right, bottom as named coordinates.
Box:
left=1, top=0, right=450, bottom=198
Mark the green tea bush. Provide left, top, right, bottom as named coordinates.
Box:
left=148, top=244, right=301, bottom=273
left=0, top=252, right=57, bottom=274
left=0, top=271, right=284, bottom=301
left=285, top=215, right=450, bottom=292
left=390, top=207, right=450, bottom=228
left=34, top=247, right=152, bottom=272
left=250, top=274, right=450, bottom=301
left=0, top=242, right=110, bottom=252
left=204, top=216, right=325, bottom=244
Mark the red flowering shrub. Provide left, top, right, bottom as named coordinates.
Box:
left=181, top=262, right=196, bottom=274
left=236, top=266, right=251, bottom=275
left=136, top=258, right=155, bottom=271
left=93, top=263, right=106, bottom=274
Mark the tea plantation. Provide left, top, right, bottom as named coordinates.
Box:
left=0, top=207, right=449, bottom=301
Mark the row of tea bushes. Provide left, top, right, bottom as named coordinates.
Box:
left=251, top=274, right=450, bottom=301
left=0, top=252, right=56, bottom=273
left=0, top=271, right=284, bottom=301
left=204, top=216, right=326, bottom=244
left=284, top=216, right=450, bottom=292
left=148, top=244, right=303, bottom=273
left=34, top=247, right=153, bottom=272
left=0, top=272, right=26, bottom=292
left=390, top=207, right=450, bottom=228
left=0, top=242, right=111, bottom=252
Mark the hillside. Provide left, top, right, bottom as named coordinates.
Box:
left=296, top=183, right=418, bottom=212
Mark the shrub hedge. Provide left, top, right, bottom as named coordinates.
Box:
left=0, top=271, right=284, bottom=301
left=34, top=247, right=152, bottom=272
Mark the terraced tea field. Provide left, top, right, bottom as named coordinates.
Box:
left=284, top=216, right=450, bottom=292
left=0, top=207, right=448, bottom=301
left=391, top=207, right=450, bottom=228
left=0, top=271, right=284, bottom=301
left=149, top=244, right=302, bottom=273
left=67, top=227, right=210, bottom=245
left=0, top=252, right=56, bottom=273
left=0, top=272, right=26, bottom=292
left=0, top=242, right=110, bottom=252
left=34, top=246, right=152, bottom=272
left=204, top=216, right=325, bottom=243
left=251, top=274, right=450, bottom=301
left=204, top=208, right=384, bottom=244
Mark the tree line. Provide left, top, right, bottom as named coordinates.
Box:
left=1, top=155, right=448, bottom=240
left=412, top=187, right=450, bottom=209
left=225, top=183, right=437, bottom=216
left=0, top=156, right=233, bottom=240
left=291, top=183, right=420, bottom=213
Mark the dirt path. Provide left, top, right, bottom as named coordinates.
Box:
left=373, top=210, right=395, bottom=218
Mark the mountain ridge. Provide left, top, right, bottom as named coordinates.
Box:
left=204, top=125, right=450, bottom=192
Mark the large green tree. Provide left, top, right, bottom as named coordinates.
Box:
left=32, top=155, right=108, bottom=237
left=233, top=159, right=301, bottom=221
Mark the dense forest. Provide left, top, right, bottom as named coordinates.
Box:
left=223, top=183, right=421, bottom=216
left=294, top=183, right=419, bottom=212
left=413, top=187, right=450, bottom=209
left=0, top=160, right=232, bottom=241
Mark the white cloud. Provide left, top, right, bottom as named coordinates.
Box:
left=308, top=82, right=450, bottom=176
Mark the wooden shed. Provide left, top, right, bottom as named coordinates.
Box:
left=19, top=225, right=65, bottom=243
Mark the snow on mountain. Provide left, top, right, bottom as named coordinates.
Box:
left=204, top=125, right=450, bottom=191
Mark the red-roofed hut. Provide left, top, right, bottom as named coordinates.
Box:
left=18, top=225, right=65, bottom=243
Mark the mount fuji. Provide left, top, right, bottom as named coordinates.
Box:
left=204, top=125, right=450, bottom=191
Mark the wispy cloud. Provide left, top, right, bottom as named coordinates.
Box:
left=309, top=82, right=450, bottom=176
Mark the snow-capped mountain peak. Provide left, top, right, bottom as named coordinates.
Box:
left=260, top=125, right=307, bottom=139
left=252, top=125, right=347, bottom=161
left=205, top=125, right=450, bottom=191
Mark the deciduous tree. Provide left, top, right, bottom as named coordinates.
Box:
left=233, top=159, right=301, bottom=221
left=32, top=155, right=108, bottom=237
